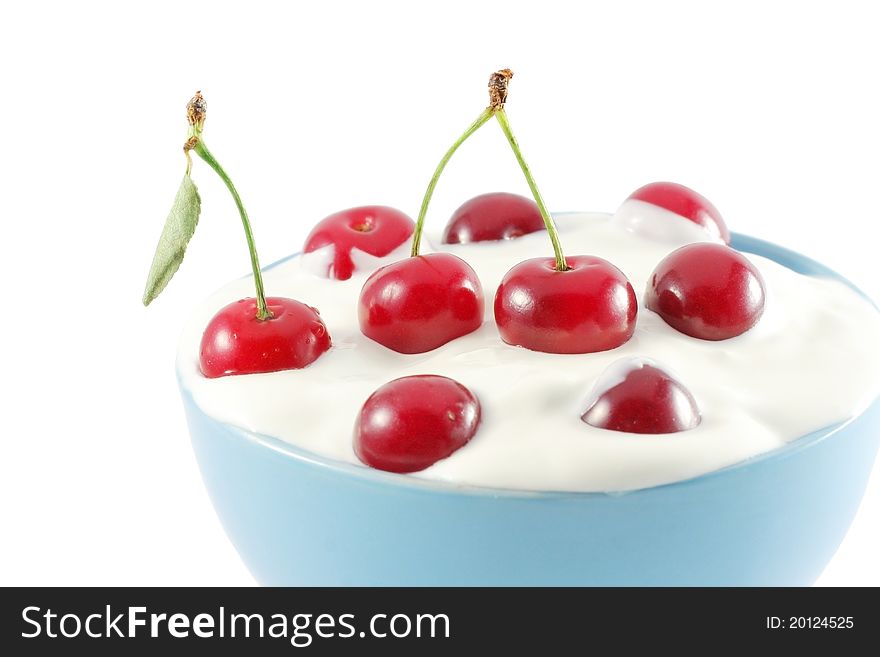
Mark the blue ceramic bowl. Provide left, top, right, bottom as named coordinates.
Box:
left=180, top=234, right=880, bottom=586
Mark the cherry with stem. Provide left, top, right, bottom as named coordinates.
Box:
left=457, top=71, right=638, bottom=354
left=144, top=92, right=331, bottom=377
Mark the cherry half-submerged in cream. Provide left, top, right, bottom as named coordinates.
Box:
left=442, top=192, right=545, bottom=244
left=354, top=375, right=481, bottom=473
left=494, top=255, right=637, bottom=354
left=304, top=206, right=414, bottom=280
left=619, top=182, right=730, bottom=244
left=646, top=242, right=766, bottom=341
left=200, top=298, right=331, bottom=378
left=581, top=358, right=701, bottom=434
left=358, top=253, right=484, bottom=354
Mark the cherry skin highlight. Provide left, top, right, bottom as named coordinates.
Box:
left=303, top=206, right=414, bottom=280
left=442, top=192, right=545, bottom=244
left=628, top=182, right=730, bottom=244
left=494, top=256, right=637, bottom=354
left=582, top=360, right=701, bottom=434
left=358, top=253, right=484, bottom=354
left=199, top=297, right=331, bottom=378
left=354, top=375, right=481, bottom=473
left=646, top=242, right=766, bottom=341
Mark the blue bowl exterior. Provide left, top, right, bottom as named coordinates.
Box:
left=180, top=234, right=880, bottom=585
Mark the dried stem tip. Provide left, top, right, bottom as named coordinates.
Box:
left=187, top=90, right=207, bottom=130
left=488, top=69, right=513, bottom=110
left=183, top=135, right=198, bottom=155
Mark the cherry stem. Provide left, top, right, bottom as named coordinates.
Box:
left=410, top=107, right=494, bottom=257
left=193, top=140, right=273, bottom=320
left=494, top=109, right=569, bottom=271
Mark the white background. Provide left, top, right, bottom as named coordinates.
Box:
left=1, top=0, right=878, bottom=585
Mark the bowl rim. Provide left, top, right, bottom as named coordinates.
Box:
left=179, top=228, right=880, bottom=499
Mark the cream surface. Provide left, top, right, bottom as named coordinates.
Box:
left=177, top=206, right=880, bottom=492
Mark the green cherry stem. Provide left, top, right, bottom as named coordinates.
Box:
left=494, top=108, right=569, bottom=271
left=410, top=107, right=493, bottom=257
left=409, top=69, right=569, bottom=270
left=193, top=140, right=273, bottom=320
left=184, top=91, right=271, bottom=320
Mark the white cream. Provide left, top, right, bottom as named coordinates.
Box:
left=612, top=198, right=728, bottom=245
left=176, top=210, right=880, bottom=492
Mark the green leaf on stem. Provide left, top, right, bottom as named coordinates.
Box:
left=142, top=174, right=201, bottom=306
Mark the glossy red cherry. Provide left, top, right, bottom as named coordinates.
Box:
left=626, top=182, right=730, bottom=244
left=199, top=297, right=331, bottom=378
left=441, top=192, right=545, bottom=244
left=646, top=243, right=765, bottom=340
left=494, top=256, right=637, bottom=354
left=582, top=358, right=701, bottom=434
left=303, top=206, right=414, bottom=280
left=359, top=253, right=484, bottom=354
left=354, top=375, right=481, bottom=473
